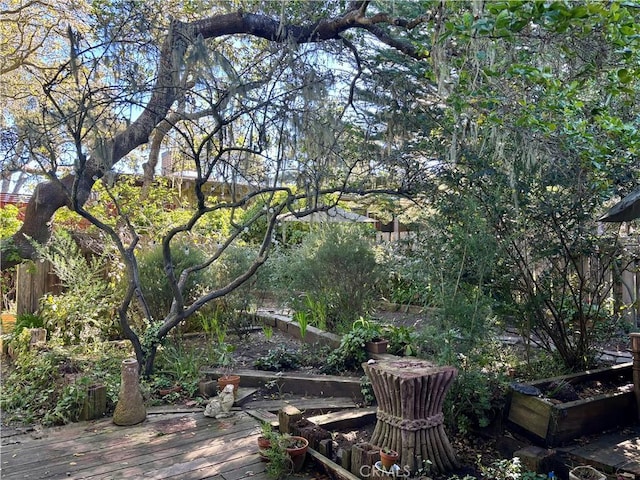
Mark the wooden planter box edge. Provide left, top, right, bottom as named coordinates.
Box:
left=507, top=363, right=635, bottom=447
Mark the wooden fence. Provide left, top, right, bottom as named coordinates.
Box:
left=15, top=260, right=61, bottom=315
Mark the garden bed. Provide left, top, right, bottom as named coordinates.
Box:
left=507, top=362, right=635, bottom=447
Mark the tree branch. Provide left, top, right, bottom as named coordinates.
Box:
left=2, top=5, right=430, bottom=270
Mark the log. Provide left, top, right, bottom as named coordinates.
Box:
left=351, top=442, right=381, bottom=479
left=29, top=328, right=47, bottom=348
left=339, top=447, right=352, bottom=470
left=80, top=384, right=107, bottom=421
left=319, top=438, right=334, bottom=458
left=363, top=359, right=459, bottom=474
left=293, top=419, right=332, bottom=450
left=278, top=405, right=303, bottom=434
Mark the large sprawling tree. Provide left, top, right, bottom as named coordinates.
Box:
left=1, top=0, right=441, bottom=373
left=1, top=0, right=436, bottom=270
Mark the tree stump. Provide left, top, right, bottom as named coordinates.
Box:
left=292, top=419, right=332, bottom=450
left=351, top=442, right=381, bottom=479
left=278, top=405, right=303, bottom=434
left=80, top=384, right=107, bottom=421
left=363, top=359, right=459, bottom=474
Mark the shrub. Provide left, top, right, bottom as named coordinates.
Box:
left=254, top=346, right=302, bottom=371
left=0, top=338, right=123, bottom=426
left=0, top=204, right=21, bottom=238
left=275, top=225, right=380, bottom=333
left=36, top=232, right=120, bottom=344
left=137, top=241, right=213, bottom=322
left=321, top=320, right=382, bottom=374
left=154, top=340, right=206, bottom=397
left=13, top=312, right=45, bottom=336
left=214, top=244, right=259, bottom=306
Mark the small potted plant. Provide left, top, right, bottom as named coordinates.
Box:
left=352, top=317, right=388, bottom=354
left=216, top=343, right=240, bottom=396
left=380, top=447, right=399, bottom=469
left=257, top=422, right=278, bottom=460
left=281, top=434, right=309, bottom=458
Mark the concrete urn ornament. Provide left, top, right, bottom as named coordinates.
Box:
left=113, top=358, right=146, bottom=426
left=204, top=384, right=235, bottom=418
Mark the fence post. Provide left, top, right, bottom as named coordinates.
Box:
left=631, top=333, right=640, bottom=421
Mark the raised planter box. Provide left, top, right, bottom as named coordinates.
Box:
left=507, top=362, right=635, bottom=447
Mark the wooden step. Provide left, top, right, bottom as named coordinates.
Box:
left=201, top=368, right=363, bottom=400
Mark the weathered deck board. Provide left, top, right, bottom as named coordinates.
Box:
left=3, top=414, right=257, bottom=475
left=246, top=396, right=359, bottom=413
left=558, top=425, right=640, bottom=476
left=0, top=411, right=293, bottom=480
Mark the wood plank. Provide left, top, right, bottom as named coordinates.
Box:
left=246, top=397, right=359, bottom=413
left=528, top=362, right=632, bottom=390
left=308, top=407, right=377, bottom=430
left=156, top=451, right=266, bottom=480
left=1, top=412, right=195, bottom=450
left=82, top=421, right=260, bottom=479
left=2, top=414, right=255, bottom=471
left=122, top=437, right=263, bottom=479
left=307, top=447, right=361, bottom=480
left=550, top=391, right=636, bottom=445
left=507, top=391, right=552, bottom=440
left=1, top=414, right=259, bottom=479
left=558, top=426, right=640, bottom=476
left=244, top=409, right=278, bottom=425
left=200, top=368, right=362, bottom=399
left=1, top=411, right=321, bottom=480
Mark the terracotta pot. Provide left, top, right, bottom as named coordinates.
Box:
left=158, top=385, right=182, bottom=396
left=258, top=436, right=271, bottom=461
left=284, top=436, right=308, bottom=458
left=380, top=449, right=399, bottom=469
left=217, top=374, right=240, bottom=396
left=285, top=436, right=309, bottom=473
left=258, top=436, right=271, bottom=450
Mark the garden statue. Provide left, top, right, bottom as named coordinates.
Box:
left=204, top=384, right=235, bottom=418
left=113, top=358, right=146, bottom=426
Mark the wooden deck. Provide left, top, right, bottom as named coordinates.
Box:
left=1, top=410, right=299, bottom=480
left=558, top=425, right=640, bottom=477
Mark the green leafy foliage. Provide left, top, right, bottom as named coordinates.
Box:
left=0, top=337, right=123, bottom=426
left=273, top=225, right=380, bottom=333
left=36, top=232, right=120, bottom=344
left=13, top=312, right=45, bottom=336
left=254, top=346, right=302, bottom=371
left=322, top=319, right=383, bottom=374
left=359, top=375, right=375, bottom=407
left=0, top=205, right=21, bottom=239
left=383, top=324, right=419, bottom=356
left=445, top=456, right=548, bottom=480
left=155, top=340, right=205, bottom=397
left=137, top=241, right=213, bottom=322
left=444, top=367, right=507, bottom=435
